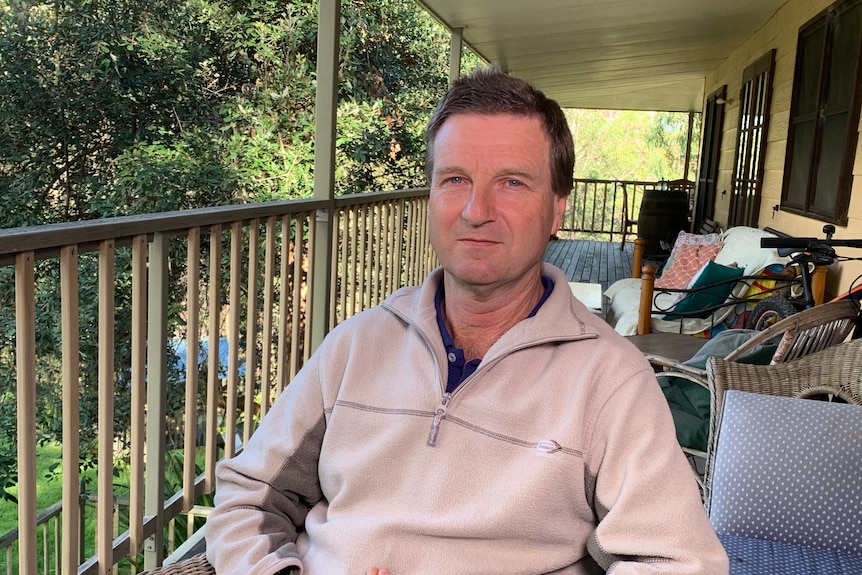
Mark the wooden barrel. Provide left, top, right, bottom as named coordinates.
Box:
left=636, top=190, right=689, bottom=257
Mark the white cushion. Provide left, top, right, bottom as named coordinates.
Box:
left=604, top=226, right=791, bottom=334
left=714, top=226, right=787, bottom=275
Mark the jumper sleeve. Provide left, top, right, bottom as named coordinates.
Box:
left=205, top=352, right=328, bottom=575
left=584, top=364, right=729, bottom=575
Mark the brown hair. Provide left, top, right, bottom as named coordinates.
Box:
left=425, top=66, right=574, bottom=197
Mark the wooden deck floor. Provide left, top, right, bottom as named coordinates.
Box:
left=544, top=238, right=635, bottom=292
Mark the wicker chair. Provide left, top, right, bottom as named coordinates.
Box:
left=652, top=298, right=859, bottom=462
left=649, top=298, right=859, bottom=374
left=139, top=554, right=213, bottom=575
left=698, top=337, right=862, bottom=502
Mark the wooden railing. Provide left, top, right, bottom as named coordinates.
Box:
left=558, top=178, right=658, bottom=242
left=0, top=188, right=435, bottom=574
left=2, top=178, right=652, bottom=574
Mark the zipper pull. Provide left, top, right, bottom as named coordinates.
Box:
left=426, top=393, right=451, bottom=447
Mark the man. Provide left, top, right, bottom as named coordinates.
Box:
left=206, top=67, right=728, bottom=574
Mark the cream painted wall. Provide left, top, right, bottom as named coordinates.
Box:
left=703, top=0, right=862, bottom=297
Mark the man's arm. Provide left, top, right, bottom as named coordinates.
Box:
left=205, top=353, right=327, bottom=575
left=586, top=364, right=728, bottom=574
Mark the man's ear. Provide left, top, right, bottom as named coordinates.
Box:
left=550, top=193, right=567, bottom=235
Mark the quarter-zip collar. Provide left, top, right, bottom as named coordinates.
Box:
left=435, top=275, right=554, bottom=393
left=382, top=264, right=600, bottom=448
left=382, top=264, right=599, bottom=373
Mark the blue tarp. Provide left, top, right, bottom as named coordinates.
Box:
left=170, top=336, right=247, bottom=378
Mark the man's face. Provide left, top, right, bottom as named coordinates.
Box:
left=428, top=113, right=566, bottom=291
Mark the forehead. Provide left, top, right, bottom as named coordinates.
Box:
left=432, top=113, right=550, bottom=162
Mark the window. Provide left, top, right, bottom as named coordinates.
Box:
left=781, top=0, right=862, bottom=225
left=729, top=50, right=775, bottom=228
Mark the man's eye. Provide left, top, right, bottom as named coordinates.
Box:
left=447, top=176, right=464, bottom=184
left=506, top=179, right=524, bottom=187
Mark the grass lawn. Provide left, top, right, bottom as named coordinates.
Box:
left=2, top=443, right=207, bottom=573
left=0, top=442, right=68, bottom=534
left=0, top=441, right=132, bottom=572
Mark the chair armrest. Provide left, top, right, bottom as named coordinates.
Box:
left=631, top=237, right=645, bottom=278
left=647, top=356, right=708, bottom=381
left=139, top=554, right=213, bottom=575
left=812, top=264, right=827, bottom=305
left=637, top=264, right=657, bottom=334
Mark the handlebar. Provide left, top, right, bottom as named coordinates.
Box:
left=759, top=234, right=862, bottom=264
left=761, top=237, right=862, bottom=249
left=760, top=237, right=818, bottom=250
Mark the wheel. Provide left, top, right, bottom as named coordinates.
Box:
left=747, top=295, right=798, bottom=330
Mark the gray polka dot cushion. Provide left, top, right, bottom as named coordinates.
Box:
left=719, top=533, right=862, bottom=574
left=708, top=391, right=862, bottom=573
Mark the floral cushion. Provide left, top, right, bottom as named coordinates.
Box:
left=655, top=242, right=723, bottom=289
left=663, top=230, right=722, bottom=270
left=674, top=230, right=721, bottom=247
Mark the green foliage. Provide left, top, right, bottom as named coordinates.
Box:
left=334, top=0, right=452, bottom=193
left=0, top=0, right=463, bottom=506
left=0, top=0, right=223, bottom=224
left=570, top=109, right=701, bottom=181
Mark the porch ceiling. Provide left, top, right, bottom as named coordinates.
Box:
left=416, top=0, right=788, bottom=112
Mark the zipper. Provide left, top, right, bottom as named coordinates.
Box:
left=426, top=392, right=452, bottom=447
left=382, top=299, right=597, bottom=448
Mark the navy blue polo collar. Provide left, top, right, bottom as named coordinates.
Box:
left=435, top=275, right=554, bottom=393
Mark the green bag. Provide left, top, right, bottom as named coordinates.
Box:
left=658, top=329, right=780, bottom=452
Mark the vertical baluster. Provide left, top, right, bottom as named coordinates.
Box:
left=244, top=221, right=260, bottom=446
left=16, top=251, right=37, bottom=575
left=276, top=215, right=291, bottom=396
left=184, top=228, right=201, bottom=509
left=260, top=218, right=276, bottom=417
left=60, top=245, right=81, bottom=573
left=347, top=208, right=358, bottom=318
left=129, top=235, right=147, bottom=555
left=144, top=232, right=169, bottom=570
left=331, top=208, right=345, bottom=329
left=291, top=217, right=304, bottom=379
left=96, top=240, right=115, bottom=575
left=304, top=215, right=316, bottom=363
left=224, top=223, right=242, bottom=459
left=204, top=225, right=222, bottom=493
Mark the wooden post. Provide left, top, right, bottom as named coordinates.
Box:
left=449, top=27, right=463, bottom=83
left=637, top=265, right=656, bottom=335
left=811, top=265, right=827, bottom=305
left=310, top=0, right=340, bottom=352
left=631, top=237, right=645, bottom=278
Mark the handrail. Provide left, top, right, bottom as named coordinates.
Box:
left=1, top=188, right=435, bottom=574
left=0, top=199, right=328, bottom=265
left=2, top=178, right=653, bottom=573
left=560, top=178, right=657, bottom=242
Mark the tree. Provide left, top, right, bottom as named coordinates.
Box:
left=0, top=0, right=473, bottom=502
left=0, top=0, right=232, bottom=225
left=570, top=109, right=700, bottom=181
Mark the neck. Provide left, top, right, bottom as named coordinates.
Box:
left=442, top=272, right=546, bottom=360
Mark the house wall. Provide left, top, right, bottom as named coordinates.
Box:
left=704, top=0, right=862, bottom=297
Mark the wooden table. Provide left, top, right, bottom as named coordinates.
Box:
left=625, top=332, right=707, bottom=363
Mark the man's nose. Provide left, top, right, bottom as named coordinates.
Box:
left=461, top=184, right=495, bottom=224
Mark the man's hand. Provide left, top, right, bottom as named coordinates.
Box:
left=366, top=569, right=391, bottom=575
